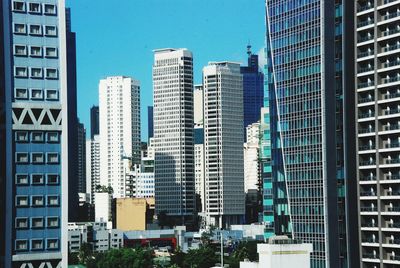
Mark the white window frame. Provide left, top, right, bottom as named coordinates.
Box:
left=44, top=47, right=57, bottom=58
left=15, top=174, right=29, bottom=185
left=30, top=88, right=43, bottom=100
left=46, top=174, right=59, bottom=184
left=13, top=23, right=26, bottom=34
left=15, top=152, right=29, bottom=163
left=47, top=195, right=59, bottom=206
left=31, top=152, right=44, bottom=164
left=45, top=89, right=58, bottom=100
left=14, top=44, right=27, bottom=56
left=31, top=195, right=44, bottom=207
left=29, top=46, right=42, bottom=57
left=46, top=217, right=59, bottom=228
left=14, top=66, right=28, bottom=78
left=44, top=4, right=56, bottom=15
left=28, top=2, right=41, bottom=14
left=45, top=68, right=58, bottom=79
left=46, top=238, right=59, bottom=250
left=30, top=67, right=43, bottom=79
left=15, top=195, right=29, bottom=207
left=15, top=131, right=28, bottom=142
left=14, top=88, right=28, bottom=99
left=47, top=153, right=59, bottom=164
left=12, top=1, right=25, bottom=12
left=15, top=217, right=28, bottom=229
left=31, top=239, right=43, bottom=250
left=31, top=217, right=44, bottom=228
left=31, top=173, right=44, bottom=185
left=46, top=132, right=59, bottom=143
left=44, top=25, right=57, bottom=37
left=29, top=24, right=42, bottom=36
left=31, top=131, right=44, bottom=142
left=15, top=240, right=28, bottom=251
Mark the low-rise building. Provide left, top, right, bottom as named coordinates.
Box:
left=116, top=198, right=155, bottom=231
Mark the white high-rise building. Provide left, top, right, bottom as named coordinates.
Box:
left=86, top=134, right=100, bottom=203
left=153, top=48, right=195, bottom=219
left=99, top=76, right=141, bottom=199
left=194, top=124, right=205, bottom=212
left=203, top=62, right=245, bottom=228
left=244, top=122, right=260, bottom=193
left=194, top=84, right=203, bottom=125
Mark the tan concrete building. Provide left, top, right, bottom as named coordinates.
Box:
left=116, top=198, right=155, bottom=231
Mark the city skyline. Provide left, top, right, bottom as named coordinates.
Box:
left=66, top=0, right=265, bottom=141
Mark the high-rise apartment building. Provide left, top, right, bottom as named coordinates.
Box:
left=203, top=61, right=245, bottom=228
left=263, top=1, right=359, bottom=267
left=194, top=84, right=203, bottom=125
left=77, top=120, right=86, bottom=193
left=241, top=46, right=264, bottom=141
left=90, top=105, right=99, bottom=139
left=99, top=76, right=141, bottom=198
left=194, top=124, right=205, bottom=213
left=356, top=1, right=400, bottom=266
left=86, top=134, right=100, bottom=202
left=1, top=1, right=70, bottom=266
left=153, top=48, right=195, bottom=221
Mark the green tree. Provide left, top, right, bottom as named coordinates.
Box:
left=94, top=248, right=153, bottom=268
left=78, top=243, right=93, bottom=265
left=170, top=247, right=185, bottom=267
left=183, top=246, right=218, bottom=268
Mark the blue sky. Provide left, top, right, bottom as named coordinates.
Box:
left=66, top=0, right=266, bottom=141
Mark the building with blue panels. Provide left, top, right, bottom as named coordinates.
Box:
left=1, top=1, right=69, bottom=267
left=263, top=1, right=359, bottom=268
left=90, top=105, right=99, bottom=139
left=240, top=46, right=264, bottom=141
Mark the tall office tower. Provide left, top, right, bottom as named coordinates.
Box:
left=194, top=84, right=203, bottom=125
left=244, top=122, right=261, bottom=223
left=66, top=7, right=79, bottom=222
left=147, top=106, right=153, bottom=140
left=240, top=46, right=264, bottom=141
left=1, top=1, right=70, bottom=267
left=77, top=120, right=86, bottom=193
left=194, top=124, right=205, bottom=213
left=86, top=135, right=100, bottom=203
left=99, top=76, right=141, bottom=198
left=264, top=1, right=358, bottom=267
left=203, top=62, right=245, bottom=228
left=153, top=48, right=195, bottom=222
left=356, top=1, right=400, bottom=266
left=90, top=105, right=99, bottom=139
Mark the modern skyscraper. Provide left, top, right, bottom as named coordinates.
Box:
left=77, top=120, right=86, bottom=193
left=86, top=134, right=100, bottom=202
left=240, top=46, right=264, bottom=141
left=99, top=76, right=141, bottom=198
left=356, top=1, right=400, bottom=266
left=194, top=84, right=203, bottom=125
left=147, top=106, right=153, bottom=140
left=90, top=105, right=99, bottom=139
left=263, top=1, right=358, bottom=267
left=194, top=124, right=205, bottom=213
left=203, top=61, right=245, bottom=228
left=1, top=1, right=69, bottom=266
left=153, top=48, right=195, bottom=221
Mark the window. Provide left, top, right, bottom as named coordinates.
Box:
left=29, top=3, right=41, bottom=13
left=15, top=218, right=28, bottom=229
left=31, top=239, right=43, bottom=250
left=46, top=89, right=58, bottom=100
left=15, top=131, right=28, bottom=142
left=15, top=240, right=28, bottom=251
left=12, top=1, right=25, bottom=12
left=31, top=153, right=44, bottom=164
left=47, top=174, right=59, bottom=184
left=44, top=4, right=56, bottom=15
left=47, top=195, right=59, bottom=206
left=46, top=239, right=59, bottom=250
left=31, top=132, right=44, bottom=142
left=16, top=152, right=28, bottom=163
left=29, top=24, right=41, bottom=35
left=47, top=153, right=59, bottom=164
left=31, top=89, right=43, bottom=100
left=15, top=88, right=28, bottom=99
left=14, top=45, right=27, bottom=56
left=31, top=217, right=44, bottom=228
left=47, top=132, right=59, bottom=143
left=45, top=47, right=57, bottom=58
left=31, top=196, right=44, bottom=206
left=45, top=68, right=58, bottom=79
left=30, top=67, right=42, bottom=78
left=14, top=23, right=26, bottom=34
left=47, top=217, right=59, bottom=228
left=16, top=196, right=29, bottom=207
left=29, top=46, right=42, bottom=57
left=15, top=67, right=28, bottom=78
left=31, top=174, right=44, bottom=184
left=15, top=174, right=29, bottom=185
left=44, top=25, right=57, bottom=36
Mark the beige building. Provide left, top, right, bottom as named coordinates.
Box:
left=116, top=198, right=155, bottom=231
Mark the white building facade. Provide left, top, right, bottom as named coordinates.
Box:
left=244, top=122, right=260, bottom=193
left=86, top=134, right=100, bottom=203
left=153, top=48, right=195, bottom=219
left=99, top=76, right=141, bottom=198
left=203, top=62, right=245, bottom=228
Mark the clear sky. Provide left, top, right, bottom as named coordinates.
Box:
left=66, top=0, right=266, bottom=141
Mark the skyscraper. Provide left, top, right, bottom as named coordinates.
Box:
left=241, top=46, right=264, bottom=141
left=1, top=1, right=70, bottom=266
left=356, top=0, right=400, bottom=266
left=99, top=76, right=141, bottom=198
left=77, top=120, right=86, bottom=193
left=147, top=106, right=153, bottom=140
left=90, top=105, right=99, bottom=139
left=86, top=134, right=100, bottom=202
left=153, top=48, right=195, bottom=221
left=194, top=84, right=203, bottom=125
left=263, top=1, right=358, bottom=267
left=203, top=61, right=245, bottom=228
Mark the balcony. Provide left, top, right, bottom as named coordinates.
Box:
left=387, top=206, right=400, bottom=212
left=361, top=206, right=378, bottom=212
left=387, top=222, right=400, bottom=228
left=360, top=144, right=376, bottom=151
left=384, top=0, right=400, bottom=5
left=358, top=35, right=375, bottom=43
left=360, top=160, right=377, bottom=166
left=383, top=92, right=400, bottom=100
left=358, top=50, right=375, bottom=58
left=360, top=191, right=377, bottom=197
left=358, top=81, right=375, bottom=89
left=359, top=66, right=375, bottom=74
left=383, top=124, right=400, bottom=131
left=358, top=19, right=375, bottom=28
left=359, top=112, right=375, bottom=119
left=383, top=108, right=400, bottom=115
left=382, top=11, right=400, bottom=22
left=384, top=174, right=400, bottom=180
left=384, top=158, right=400, bottom=164
left=357, top=4, right=374, bottom=13
left=382, top=28, right=400, bottom=37
left=362, top=253, right=380, bottom=260
left=360, top=175, right=377, bottom=181
left=382, top=43, right=400, bottom=53
left=384, top=142, right=400, bottom=149
left=359, top=127, right=376, bottom=134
